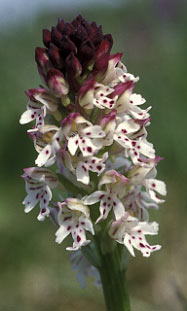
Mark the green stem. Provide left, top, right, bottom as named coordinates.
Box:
left=98, top=243, right=130, bottom=311
left=57, top=173, right=88, bottom=196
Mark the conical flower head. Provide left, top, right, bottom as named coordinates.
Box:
left=36, top=15, right=113, bottom=92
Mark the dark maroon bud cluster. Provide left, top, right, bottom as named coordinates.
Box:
left=35, top=15, right=113, bottom=93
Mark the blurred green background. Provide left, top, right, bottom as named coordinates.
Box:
left=0, top=0, right=187, bottom=310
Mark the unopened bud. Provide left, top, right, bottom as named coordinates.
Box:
left=26, top=87, right=58, bottom=112
left=47, top=68, right=69, bottom=97
left=35, top=47, right=52, bottom=81
left=78, top=76, right=96, bottom=109
left=65, top=52, right=82, bottom=92
left=43, top=29, right=51, bottom=47
left=51, top=26, right=63, bottom=46
left=56, top=18, right=64, bottom=32
left=93, top=37, right=113, bottom=79
left=48, top=43, right=63, bottom=68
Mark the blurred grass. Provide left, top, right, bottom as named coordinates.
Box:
left=0, top=1, right=187, bottom=310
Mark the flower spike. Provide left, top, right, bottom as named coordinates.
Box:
left=20, top=17, right=166, bottom=306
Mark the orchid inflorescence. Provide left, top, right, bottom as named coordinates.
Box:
left=20, top=15, right=166, bottom=274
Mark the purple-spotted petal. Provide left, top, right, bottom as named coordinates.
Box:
left=56, top=224, right=72, bottom=244
left=83, top=191, right=106, bottom=205
left=76, top=162, right=89, bottom=184
left=35, top=144, right=52, bottom=167
left=68, top=134, right=79, bottom=156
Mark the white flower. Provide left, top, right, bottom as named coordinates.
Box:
left=99, top=110, right=117, bottom=146
left=113, top=60, right=139, bottom=85
left=33, top=125, right=63, bottom=167
left=98, top=169, right=129, bottom=198
left=76, top=152, right=108, bottom=185
left=78, top=76, right=116, bottom=110
left=114, top=119, right=155, bottom=165
left=145, top=179, right=167, bottom=204
left=61, top=112, right=105, bottom=157
left=83, top=170, right=128, bottom=223
left=109, top=212, right=161, bottom=257
left=54, top=198, right=94, bottom=251
left=122, top=187, right=153, bottom=222
left=19, top=87, right=58, bottom=130
left=127, top=161, right=167, bottom=205
left=22, top=167, right=58, bottom=221
left=121, top=160, right=167, bottom=220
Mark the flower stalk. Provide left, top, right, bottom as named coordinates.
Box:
left=99, top=246, right=130, bottom=311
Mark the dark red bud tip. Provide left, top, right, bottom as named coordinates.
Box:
left=72, top=14, right=84, bottom=27
left=43, top=29, right=51, bottom=47
left=60, top=36, right=77, bottom=55
left=56, top=18, right=65, bottom=32
left=78, top=39, right=95, bottom=63
left=35, top=47, right=48, bottom=64
left=66, top=53, right=82, bottom=77
left=35, top=47, right=52, bottom=82
left=103, top=34, right=113, bottom=51
left=62, top=22, right=75, bottom=36
left=48, top=43, right=63, bottom=68
left=65, top=53, right=82, bottom=92
left=47, top=68, right=64, bottom=78
left=89, top=24, right=103, bottom=46
left=36, top=16, right=114, bottom=91
left=93, top=39, right=112, bottom=74
left=51, top=26, right=63, bottom=46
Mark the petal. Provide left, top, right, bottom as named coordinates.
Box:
left=23, top=194, right=38, bottom=213
left=45, top=155, right=56, bottom=167
left=66, top=198, right=90, bottom=218
left=149, top=189, right=165, bottom=204
left=19, top=110, right=36, bottom=124
left=137, top=221, right=159, bottom=235
left=116, top=119, right=140, bottom=135
left=79, top=137, right=99, bottom=157
left=123, top=233, right=135, bottom=257
left=39, top=186, right=52, bottom=208
left=35, top=144, right=52, bottom=167
left=83, top=191, right=105, bottom=205
left=108, top=217, right=126, bottom=242
left=37, top=206, right=50, bottom=221
left=78, top=76, right=96, bottom=109
left=130, top=93, right=146, bottom=106
left=34, top=91, right=58, bottom=112
left=24, top=167, right=58, bottom=188
left=67, top=225, right=90, bottom=251
left=130, top=106, right=151, bottom=120
left=137, top=140, right=155, bottom=159
left=55, top=225, right=71, bottom=244
left=146, top=179, right=167, bottom=196
left=81, top=126, right=105, bottom=138
left=79, top=217, right=95, bottom=236
left=112, top=196, right=125, bottom=220
left=67, top=134, right=79, bottom=156
left=76, top=162, right=90, bottom=185
left=96, top=194, right=116, bottom=224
